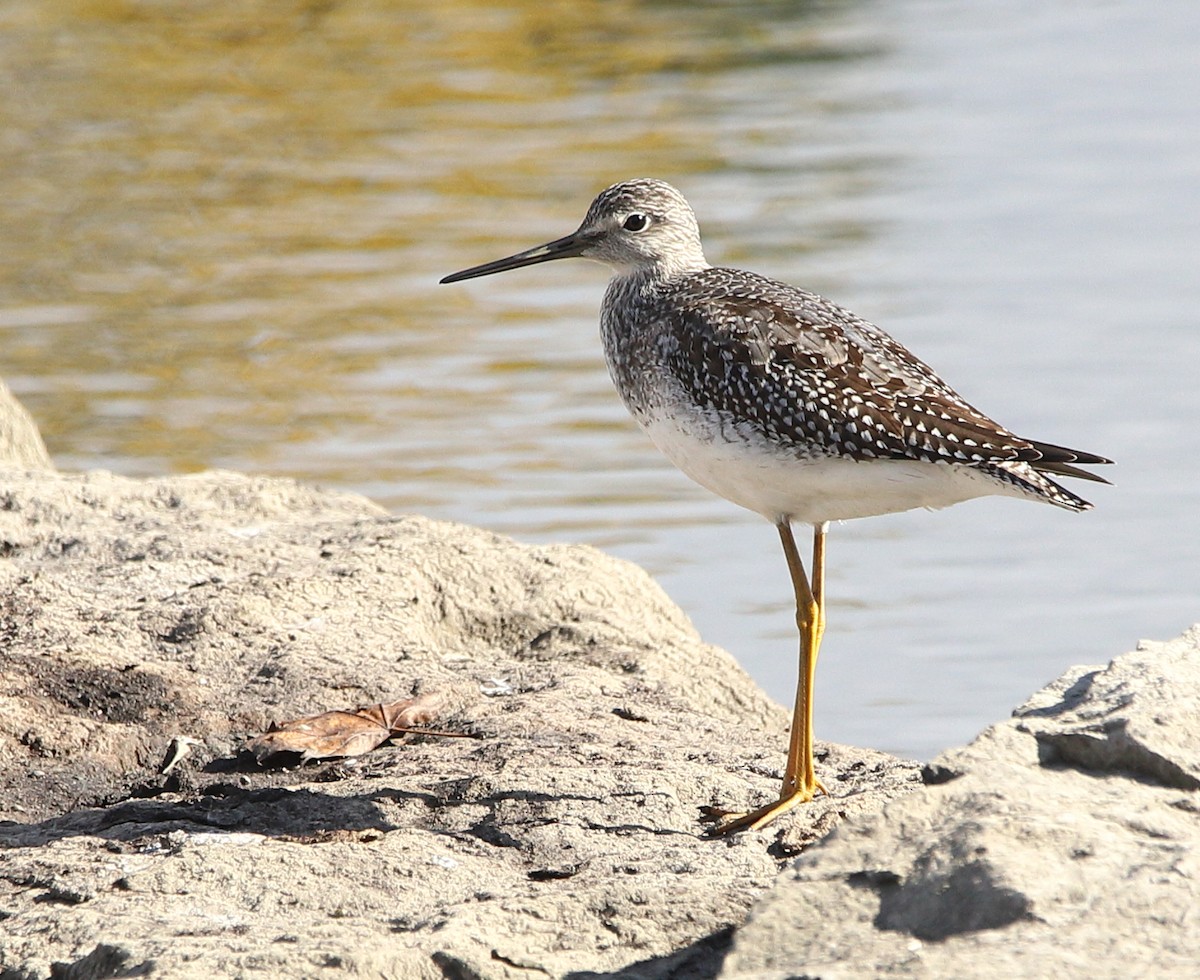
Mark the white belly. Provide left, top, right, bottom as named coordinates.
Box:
left=641, top=416, right=1019, bottom=524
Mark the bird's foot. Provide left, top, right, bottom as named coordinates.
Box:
left=701, top=777, right=828, bottom=836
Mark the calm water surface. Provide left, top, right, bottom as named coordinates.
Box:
left=4, top=0, right=1198, bottom=759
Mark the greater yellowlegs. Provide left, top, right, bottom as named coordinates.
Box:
left=440, top=178, right=1111, bottom=834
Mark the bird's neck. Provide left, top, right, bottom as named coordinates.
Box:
left=602, top=270, right=663, bottom=317
left=608, top=256, right=708, bottom=295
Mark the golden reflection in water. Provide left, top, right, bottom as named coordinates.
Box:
left=3, top=0, right=883, bottom=503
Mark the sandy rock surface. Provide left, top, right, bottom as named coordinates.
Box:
left=3, top=390, right=1195, bottom=980
left=0, top=381, right=52, bottom=472
left=0, top=466, right=919, bottom=979
left=720, top=627, right=1200, bottom=979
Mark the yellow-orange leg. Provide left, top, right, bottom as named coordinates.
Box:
left=707, top=521, right=829, bottom=835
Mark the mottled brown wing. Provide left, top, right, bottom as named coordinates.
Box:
left=667, top=270, right=1039, bottom=466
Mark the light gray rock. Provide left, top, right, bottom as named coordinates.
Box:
left=0, top=467, right=920, bottom=979
left=720, top=627, right=1200, bottom=980
left=0, top=379, right=53, bottom=470
left=6, top=385, right=1185, bottom=979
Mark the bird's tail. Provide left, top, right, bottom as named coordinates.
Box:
left=984, top=460, right=1095, bottom=512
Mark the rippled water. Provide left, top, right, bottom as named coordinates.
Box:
left=4, top=0, right=1198, bottom=759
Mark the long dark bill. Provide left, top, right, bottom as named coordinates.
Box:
left=440, top=231, right=591, bottom=284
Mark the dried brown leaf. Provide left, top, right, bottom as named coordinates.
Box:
left=246, top=710, right=389, bottom=762
left=362, top=691, right=445, bottom=732
left=245, top=691, right=450, bottom=763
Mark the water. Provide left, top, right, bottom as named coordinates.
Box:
left=3, top=0, right=1198, bottom=760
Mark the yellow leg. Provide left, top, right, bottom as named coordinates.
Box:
left=707, top=521, right=829, bottom=835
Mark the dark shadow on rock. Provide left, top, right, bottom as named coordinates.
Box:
left=49, top=943, right=154, bottom=980
left=1029, top=728, right=1200, bottom=790
left=1014, top=669, right=1099, bottom=718
left=565, top=925, right=734, bottom=980
left=0, top=776, right=709, bottom=852
left=919, top=762, right=963, bottom=785
left=0, top=785, right=406, bottom=848
left=864, top=861, right=1033, bottom=941
left=0, top=943, right=155, bottom=980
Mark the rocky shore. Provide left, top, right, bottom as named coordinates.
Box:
left=1, top=382, right=1196, bottom=979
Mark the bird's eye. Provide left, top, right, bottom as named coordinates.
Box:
left=622, top=213, right=650, bottom=232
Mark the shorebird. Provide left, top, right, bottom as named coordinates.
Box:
left=440, top=178, right=1111, bottom=834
